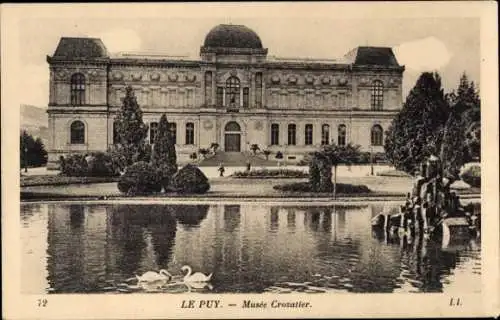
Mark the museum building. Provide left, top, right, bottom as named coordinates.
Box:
left=46, top=24, right=404, bottom=168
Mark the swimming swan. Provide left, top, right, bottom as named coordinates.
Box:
left=136, top=269, right=172, bottom=283
left=181, top=265, right=213, bottom=283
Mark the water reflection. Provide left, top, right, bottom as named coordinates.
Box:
left=20, top=202, right=481, bottom=294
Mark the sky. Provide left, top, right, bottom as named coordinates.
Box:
left=10, top=3, right=481, bottom=107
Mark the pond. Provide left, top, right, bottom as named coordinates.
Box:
left=20, top=201, right=481, bottom=294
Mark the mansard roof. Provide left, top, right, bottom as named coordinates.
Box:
left=345, top=46, right=400, bottom=67
left=51, top=37, right=108, bottom=60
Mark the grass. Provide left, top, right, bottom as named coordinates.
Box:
left=231, top=168, right=309, bottom=179
left=376, top=169, right=411, bottom=177
left=273, top=181, right=371, bottom=194
left=20, top=175, right=119, bottom=187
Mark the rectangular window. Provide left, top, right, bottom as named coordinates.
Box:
left=321, top=124, right=330, bottom=145
left=149, top=122, right=158, bottom=144
left=255, top=73, right=262, bottom=107
left=271, top=123, right=279, bottom=145
left=216, top=87, right=223, bottom=106
left=305, top=124, right=313, bottom=145
left=288, top=124, right=296, bottom=145
left=169, top=122, right=177, bottom=145
left=243, top=88, right=249, bottom=107
left=204, top=71, right=212, bottom=105
left=338, top=124, right=347, bottom=146
left=185, top=122, right=195, bottom=145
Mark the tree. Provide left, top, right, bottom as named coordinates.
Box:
left=385, top=72, right=449, bottom=175
left=263, top=149, right=272, bottom=160
left=151, top=114, right=178, bottom=190
left=440, top=73, right=481, bottom=179
left=250, top=144, right=260, bottom=155
left=319, top=143, right=362, bottom=197
left=210, top=143, right=219, bottom=154
left=199, top=148, right=210, bottom=159
left=189, top=152, right=198, bottom=162
left=20, top=130, right=47, bottom=169
left=112, top=86, right=149, bottom=167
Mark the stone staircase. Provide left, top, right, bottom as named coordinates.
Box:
left=198, top=151, right=277, bottom=167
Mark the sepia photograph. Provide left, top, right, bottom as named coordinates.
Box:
left=2, top=2, right=498, bottom=319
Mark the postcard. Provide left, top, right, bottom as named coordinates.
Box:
left=2, top=2, right=499, bottom=319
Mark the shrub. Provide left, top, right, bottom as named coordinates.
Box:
left=117, top=161, right=162, bottom=195
left=61, top=154, right=88, bottom=177
left=87, top=152, right=120, bottom=177
left=358, top=152, right=371, bottom=164
left=156, top=163, right=178, bottom=192
left=61, top=152, right=119, bottom=177
left=273, top=182, right=371, bottom=194
left=460, top=165, right=481, bottom=188
left=172, top=164, right=210, bottom=194
left=231, top=168, right=309, bottom=178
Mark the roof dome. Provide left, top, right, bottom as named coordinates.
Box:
left=203, top=24, right=263, bottom=49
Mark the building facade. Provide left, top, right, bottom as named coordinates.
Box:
left=46, top=24, right=404, bottom=168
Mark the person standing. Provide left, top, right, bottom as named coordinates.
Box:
left=218, top=162, right=225, bottom=177
left=246, top=160, right=251, bottom=172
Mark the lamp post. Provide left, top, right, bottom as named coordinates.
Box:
left=24, top=146, right=28, bottom=173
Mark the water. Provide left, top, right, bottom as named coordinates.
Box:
left=20, top=202, right=481, bottom=294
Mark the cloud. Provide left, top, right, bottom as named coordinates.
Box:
left=394, top=37, right=452, bottom=71
left=20, top=64, right=49, bottom=107
left=96, top=28, right=142, bottom=53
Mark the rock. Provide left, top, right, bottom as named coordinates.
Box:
left=450, top=180, right=471, bottom=190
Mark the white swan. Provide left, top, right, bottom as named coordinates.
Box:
left=136, top=269, right=172, bottom=283
left=181, top=265, right=213, bottom=283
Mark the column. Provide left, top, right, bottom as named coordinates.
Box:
left=211, top=71, right=216, bottom=106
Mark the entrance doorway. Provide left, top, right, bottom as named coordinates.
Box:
left=224, top=122, right=241, bottom=152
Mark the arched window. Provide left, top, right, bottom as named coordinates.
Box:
left=225, top=76, right=240, bottom=107
left=371, top=125, right=383, bottom=146
left=225, top=121, right=241, bottom=132
left=149, top=122, right=158, bottom=144
left=321, top=124, right=330, bottom=145
left=169, top=122, right=177, bottom=145
left=185, top=122, right=195, bottom=145
left=371, top=80, right=384, bottom=110
left=337, top=124, right=346, bottom=146
left=288, top=124, right=296, bottom=145
left=70, top=73, right=85, bottom=105
left=305, top=124, right=313, bottom=145
left=70, top=120, right=85, bottom=144
left=271, top=123, right=279, bottom=145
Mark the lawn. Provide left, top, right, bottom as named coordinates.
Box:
left=20, top=175, right=119, bottom=187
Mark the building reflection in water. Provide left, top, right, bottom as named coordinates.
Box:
left=46, top=204, right=213, bottom=292
left=270, top=207, right=279, bottom=232
left=25, top=202, right=480, bottom=294
left=286, top=208, right=296, bottom=231
left=224, top=205, right=241, bottom=233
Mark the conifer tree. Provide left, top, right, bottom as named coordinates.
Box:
left=384, top=72, right=449, bottom=175
left=151, top=114, right=178, bottom=190
left=113, top=86, right=149, bottom=167
left=440, top=73, right=481, bottom=178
